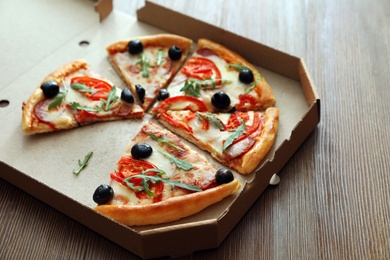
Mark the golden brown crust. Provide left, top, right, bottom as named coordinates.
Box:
left=22, top=60, right=88, bottom=134
left=94, top=179, right=241, bottom=226
left=198, top=38, right=276, bottom=109
left=231, top=107, right=279, bottom=174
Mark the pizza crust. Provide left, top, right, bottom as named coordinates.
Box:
left=94, top=179, right=241, bottom=226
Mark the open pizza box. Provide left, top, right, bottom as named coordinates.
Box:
left=0, top=0, right=320, bottom=258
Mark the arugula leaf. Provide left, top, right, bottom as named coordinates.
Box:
left=156, top=48, right=164, bottom=66
left=180, top=80, right=201, bottom=97
left=158, top=149, right=193, bottom=170
left=227, top=63, right=251, bottom=71
left=136, top=53, right=152, bottom=78
left=148, top=133, right=185, bottom=151
left=70, top=83, right=97, bottom=94
left=123, top=169, right=202, bottom=197
left=196, top=112, right=225, bottom=130
left=100, top=87, right=118, bottom=111
left=48, top=80, right=69, bottom=110
left=69, top=102, right=101, bottom=113
left=223, top=120, right=246, bottom=151
left=73, top=151, right=93, bottom=175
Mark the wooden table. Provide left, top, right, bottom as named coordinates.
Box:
left=1, top=0, right=389, bottom=259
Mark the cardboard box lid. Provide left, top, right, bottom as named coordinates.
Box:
left=0, top=0, right=320, bottom=258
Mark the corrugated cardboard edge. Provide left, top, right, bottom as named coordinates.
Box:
left=95, top=0, right=113, bottom=22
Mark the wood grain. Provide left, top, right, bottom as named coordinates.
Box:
left=1, top=0, right=389, bottom=259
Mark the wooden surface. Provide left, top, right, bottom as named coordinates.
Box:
left=1, top=0, right=389, bottom=259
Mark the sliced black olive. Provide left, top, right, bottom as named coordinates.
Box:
left=131, top=143, right=153, bottom=159
left=121, top=88, right=134, bottom=103
left=41, top=80, right=59, bottom=98
left=215, top=168, right=234, bottom=185
left=239, top=69, right=254, bottom=84
left=93, top=184, right=114, bottom=205
left=135, top=84, right=145, bottom=103
left=157, top=88, right=170, bottom=101
left=227, top=106, right=237, bottom=113
left=128, top=39, right=143, bottom=55
left=168, top=45, right=182, bottom=60
left=211, top=91, right=231, bottom=109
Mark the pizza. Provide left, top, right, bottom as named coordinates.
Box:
left=93, top=121, right=241, bottom=226
left=22, top=59, right=144, bottom=134
left=106, top=34, right=193, bottom=110
left=155, top=106, right=279, bottom=174
left=152, top=38, right=276, bottom=113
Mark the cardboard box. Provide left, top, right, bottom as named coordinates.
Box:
left=0, top=0, right=320, bottom=258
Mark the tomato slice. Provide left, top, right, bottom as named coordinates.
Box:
left=71, top=76, right=112, bottom=101
left=236, top=94, right=259, bottom=111
left=226, top=112, right=262, bottom=145
left=182, top=57, right=221, bottom=82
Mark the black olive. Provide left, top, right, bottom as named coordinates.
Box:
left=121, top=88, right=134, bottom=103
left=93, top=184, right=114, bottom=205
left=131, top=143, right=153, bottom=159
left=41, top=80, right=59, bottom=98
left=228, top=106, right=237, bottom=113
left=211, top=91, right=231, bottom=109
left=168, top=45, right=182, bottom=60
left=135, top=84, right=145, bottom=103
left=128, top=39, right=143, bottom=55
left=215, top=168, right=234, bottom=185
left=157, top=88, right=170, bottom=101
left=239, top=69, right=254, bottom=84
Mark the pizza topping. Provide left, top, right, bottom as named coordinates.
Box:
left=93, top=184, right=114, bottom=205
left=136, top=53, right=152, bottom=78
left=157, top=88, right=170, bottom=101
left=124, top=169, right=202, bottom=197
left=131, top=143, right=153, bottom=159
left=156, top=48, right=164, bottom=65
left=70, top=102, right=101, bottom=113
left=135, top=84, right=145, bottom=103
left=157, top=96, right=209, bottom=112
left=148, top=133, right=184, bottom=151
left=41, top=80, right=60, bottom=98
left=70, top=77, right=112, bottom=101
left=212, top=91, right=231, bottom=109
left=196, top=112, right=225, bottom=130
left=180, top=79, right=230, bottom=97
left=168, top=45, right=182, bottom=60
left=48, top=87, right=67, bottom=110
left=127, top=39, right=143, bottom=55
left=215, top=168, right=234, bottom=185
left=182, top=57, right=221, bottom=81
left=239, top=69, right=255, bottom=84
left=223, top=120, right=246, bottom=151
left=158, top=149, right=193, bottom=170
left=120, top=88, right=134, bottom=103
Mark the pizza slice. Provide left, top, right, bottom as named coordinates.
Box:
left=22, top=59, right=144, bottom=134
left=93, top=121, right=241, bottom=226
left=106, top=34, right=193, bottom=110
left=153, top=38, right=276, bottom=113
left=154, top=105, right=279, bottom=174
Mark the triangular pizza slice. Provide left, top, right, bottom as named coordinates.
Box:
left=106, top=34, right=193, bottom=110
left=154, top=106, right=279, bottom=174
left=22, top=59, right=144, bottom=134
left=152, top=38, right=276, bottom=113
left=93, top=121, right=241, bottom=226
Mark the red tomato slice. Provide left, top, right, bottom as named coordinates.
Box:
left=226, top=112, right=262, bottom=145
left=156, top=96, right=209, bottom=113
left=182, top=57, right=221, bottom=82
left=71, top=76, right=112, bottom=101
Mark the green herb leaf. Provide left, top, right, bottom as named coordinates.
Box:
left=100, top=87, right=118, bottom=111
left=48, top=80, right=68, bottom=110
left=148, top=133, right=185, bottom=151
left=243, top=80, right=258, bottom=94
left=136, top=53, right=152, bottom=78
left=158, top=149, right=193, bottom=170
left=124, top=168, right=202, bottom=197
left=180, top=80, right=201, bottom=97
left=196, top=112, right=225, bottom=130
left=223, top=120, right=246, bottom=151
left=73, top=151, right=93, bottom=175
left=156, top=48, right=164, bottom=66
left=69, top=102, right=101, bottom=113
left=227, top=63, right=250, bottom=71
left=70, top=83, right=97, bottom=94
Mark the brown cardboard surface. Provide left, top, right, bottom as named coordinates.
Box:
left=0, top=0, right=320, bottom=259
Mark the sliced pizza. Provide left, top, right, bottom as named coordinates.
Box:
left=154, top=105, right=279, bottom=174
left=106, top=34, right=193, bottom=110
left=22, top=59, right=144, bottom=134
left=93, top=121, right=241, bottom=226
left=152, top=38, right=276, bottom=113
